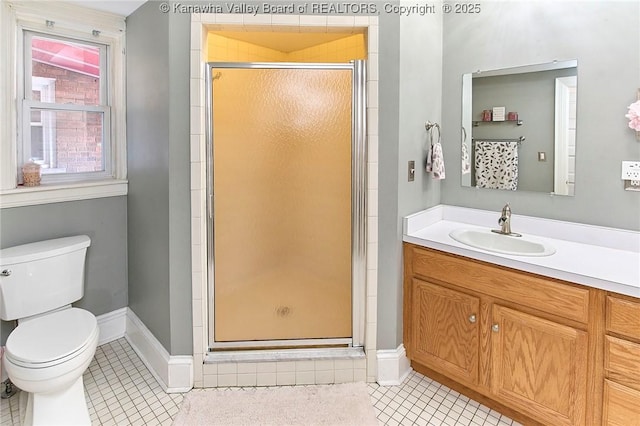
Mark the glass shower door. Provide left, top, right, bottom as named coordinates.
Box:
left=210, top=65, right=353, bottom=344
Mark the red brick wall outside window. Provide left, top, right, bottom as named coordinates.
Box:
left=31, top=62, right=103, bottom=173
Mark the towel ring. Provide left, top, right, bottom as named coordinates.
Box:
left=425, top=121, right=441, bottom=145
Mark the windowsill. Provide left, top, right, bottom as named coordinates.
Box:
left=0, top=179, right=128, bottom=208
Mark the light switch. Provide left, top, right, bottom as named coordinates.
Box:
left=538, top=152, right=546, bottom=162
left=408, top=161, right=415, bottom=182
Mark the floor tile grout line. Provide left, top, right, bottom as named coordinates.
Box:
left=1, top=338, right=517, bottom=426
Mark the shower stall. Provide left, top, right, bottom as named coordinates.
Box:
left=205, top=61, right=367, bottom=351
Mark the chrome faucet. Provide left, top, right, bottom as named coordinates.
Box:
left=492, top=203, right=521, bottom=237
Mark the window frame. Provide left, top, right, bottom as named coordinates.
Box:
left=20, top=101, right=112, bottom=181
left=21, top=31, right=112, bottom=182
left=0, top=1, right=127, bottom=208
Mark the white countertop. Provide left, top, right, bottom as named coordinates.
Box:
left=403, top=206, right=640, bottom=298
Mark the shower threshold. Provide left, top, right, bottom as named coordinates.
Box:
left=204, top=346, right=365, bottom=364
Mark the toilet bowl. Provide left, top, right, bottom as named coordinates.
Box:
left=3, top=308, right=99, bottom=425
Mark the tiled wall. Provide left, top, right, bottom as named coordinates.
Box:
left=190, top=14, right=379, bottom=388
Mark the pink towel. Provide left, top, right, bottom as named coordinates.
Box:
left=425, top=123, right=445, bottom=180
left=430, top=141, right=445, bottom=179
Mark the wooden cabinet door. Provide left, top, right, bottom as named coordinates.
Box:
left=490, top=305, right=588, bottom=426
left=411, top=278, right=480, bottom=385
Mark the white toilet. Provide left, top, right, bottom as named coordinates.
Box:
left=0, top=235, right=98, bottom=425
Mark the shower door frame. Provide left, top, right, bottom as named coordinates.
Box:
left=205, top=61, right=367, bottom=350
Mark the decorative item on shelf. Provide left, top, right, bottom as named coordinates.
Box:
left=492, top=106, right=505, bottom=121
left=482, top=110, right=492, bottom=122
left=21, top=162, right=41, bottom=187
left=507, top=111, right=518, bottom=121
left=626, top=89, right=640, bottom=141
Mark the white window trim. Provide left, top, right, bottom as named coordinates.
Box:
left=0, top=1, right=127, bottom=209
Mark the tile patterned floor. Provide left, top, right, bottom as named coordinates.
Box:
left=1, top=338, right=519, bottom=426
left=368, top=371, right=520, bottom=426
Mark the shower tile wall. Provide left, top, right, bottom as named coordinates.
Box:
left=190, top=14, right=380, bottom=388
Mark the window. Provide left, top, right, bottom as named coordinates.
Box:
left=0, top=1, right=127, bottom=208
left=22, top=32, right=110, bottom=182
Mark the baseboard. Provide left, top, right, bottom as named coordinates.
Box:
left=96, top=307, right=127, bottom=346
left=125, top=308, right=193, bottom=393
left=376, top=344, right=411, bottom=386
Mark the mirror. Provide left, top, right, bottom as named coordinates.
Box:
left=461, top=60, right=578, bottom=196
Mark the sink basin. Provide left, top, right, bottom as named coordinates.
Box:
left=449, top=229, right=556, bottom=257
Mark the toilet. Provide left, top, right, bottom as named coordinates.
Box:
left=0, top=235, right=98, bottom=425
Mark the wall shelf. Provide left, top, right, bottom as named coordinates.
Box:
left=473, top=119, right=523, bottom=127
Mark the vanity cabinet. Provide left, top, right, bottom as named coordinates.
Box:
left=404, top=244, right=594, bottom=426
left=602, top=294, right=640, bottom=425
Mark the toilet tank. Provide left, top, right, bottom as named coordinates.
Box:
left=0, top=235, right=91, bottom=321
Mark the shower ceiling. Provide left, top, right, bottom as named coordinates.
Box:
left=210, top=30, right=364, bottom=53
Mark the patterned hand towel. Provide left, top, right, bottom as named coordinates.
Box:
left=474, top=140, right=518, bottom=190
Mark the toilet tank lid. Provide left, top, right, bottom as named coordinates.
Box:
left=0, top=235, right=91, bottom=265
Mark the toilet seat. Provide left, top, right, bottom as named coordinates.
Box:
left=5, top=308, right=98, bottom=369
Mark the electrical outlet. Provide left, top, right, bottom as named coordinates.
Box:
left=621, top=161, right=640, bottom=180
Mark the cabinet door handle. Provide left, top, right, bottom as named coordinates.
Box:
left=468, top=314, right=477, bottom=324
left=491, top=324, right=499, bottom=333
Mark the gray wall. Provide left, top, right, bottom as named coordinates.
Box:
left=122, top=1, right=436, bottom=353
left=377, top=12, right=443, bottom=350
left=441, top=1, right=640, bottom=230
left=126, top=2, right=192, bottom=356
left=6, top=1, right=632, bottom=359
left=376, top=11, right=402, bottom=352
left=0, top=197, right=128, bottom=345
left=124, top=0, right=640, bottom=356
